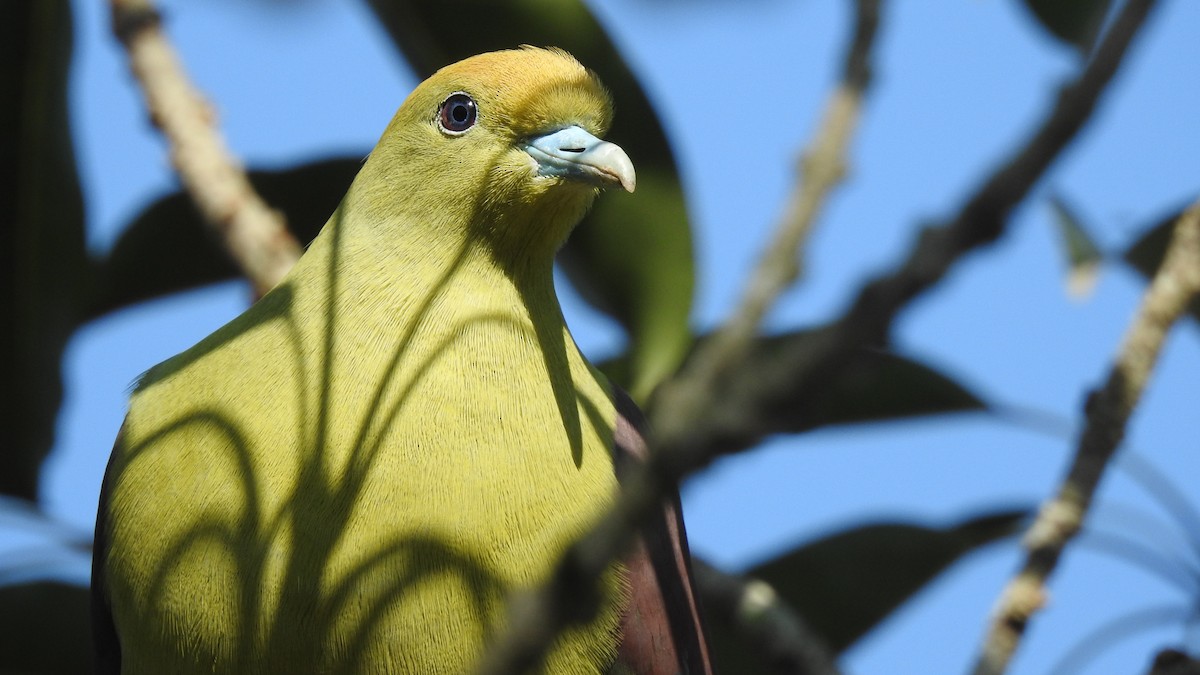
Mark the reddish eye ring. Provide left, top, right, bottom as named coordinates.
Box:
left=438, top=92, right=477, bottom=135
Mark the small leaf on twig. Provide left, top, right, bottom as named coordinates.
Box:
left=1048, top=194, right=1103, bottom=299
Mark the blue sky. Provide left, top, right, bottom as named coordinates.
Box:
left=19, top=0, right=1200, bottom=673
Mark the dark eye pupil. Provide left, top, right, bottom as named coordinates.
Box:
left=439, top=93, right=476, bottom=133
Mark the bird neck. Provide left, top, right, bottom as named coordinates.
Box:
left=338, top=136, right=596, bottom=279
left=281, top=194, right=603, bottom=469
left=295, top=195, right=567, bottom=347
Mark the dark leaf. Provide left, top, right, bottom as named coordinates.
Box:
left=745, top=331, right=987, bottom=431
left=364, top=0, right=696, bottom=401
left=694, top=559, right=841, bottom=675
left=1122, top=200, right=1200, bottom=323
left=626, top=328, right=987, bottom=447
left=1018, top=0, right=1112, bottom=54
left=747, top=510, right=1028, bottom=653
left=1048, top=194, right=1102, bottom=298
left=0, top=581, right=94, bottom=674
left=85, top=156, right=362, bottom=320
left=0, top=0, right=88, bottom=500
left=1148, top=649, right=1200, bottom=675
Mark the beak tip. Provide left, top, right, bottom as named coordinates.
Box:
left=619, top=171, right=636, bottom=194
left=600, top=146, right=636, bottom=193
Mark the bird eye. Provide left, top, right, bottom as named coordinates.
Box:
left=438, top=92, right=477, bottom=135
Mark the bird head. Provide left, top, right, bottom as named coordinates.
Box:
left=360, top=47, right=635, bottom=266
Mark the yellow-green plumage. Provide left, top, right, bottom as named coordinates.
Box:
left=97, top=48, right=635, bottom=673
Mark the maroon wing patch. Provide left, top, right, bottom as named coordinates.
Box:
left=612, top=389, right=713, bottom=675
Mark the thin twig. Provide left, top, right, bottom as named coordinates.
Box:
left=474, top=2, right=883, bottom=673
left=972, top=194, right=1200, bottom=675
left=110, top=0, right=300, bottom=297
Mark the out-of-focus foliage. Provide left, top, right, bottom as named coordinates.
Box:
left=1048, top=194, right=1103, bottom=298
left=1147, top=649, right=1200, bottom=675
left=602, top=328, right=987, bottom=449
left=1018, top=0, right=1112, bottom=53
left=0, top=0, right=86, bottom=502
left=1123, top=201, right=1200, bottom=322
left=705, top=511, right=1028, bottom=671
left=722, top=330, right=986, bottom=432
left=0, top=581, right=94, bottom=674
left=750, top=511, right=1027, bottom=653
left=86, top=157, right=361, bottom=319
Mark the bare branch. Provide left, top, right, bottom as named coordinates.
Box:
left=110, top=0, right=300, bottom=297
left=972, top=195, right=1200, bottom=675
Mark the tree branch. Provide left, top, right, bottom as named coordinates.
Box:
left=109, top=0, right=300, bottom=298
left=971, top=195, right=1200, bottom=675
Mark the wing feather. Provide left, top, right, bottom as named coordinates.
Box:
left=612, top=389, right=713, bottom=675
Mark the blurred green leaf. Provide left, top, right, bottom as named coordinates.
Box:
left=562, top=173, right=693, bottom=400
left=1122, top=200, right=1200, bottom=323
left=0, top=0, right=87, bottom=500
left=86, top=156, right=362, bottom=320
left=1017, top=0, right=1112, bottom=54
left=0, top=581, right=93, bottom=674
left=740, top=510, right=1028, bottom=655
left=1048, top=193, right=1102, bottom=299
left=365, top=0, right=696, bottom=401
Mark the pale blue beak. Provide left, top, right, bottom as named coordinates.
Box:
left=524, top=125, right=636, bottom=193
